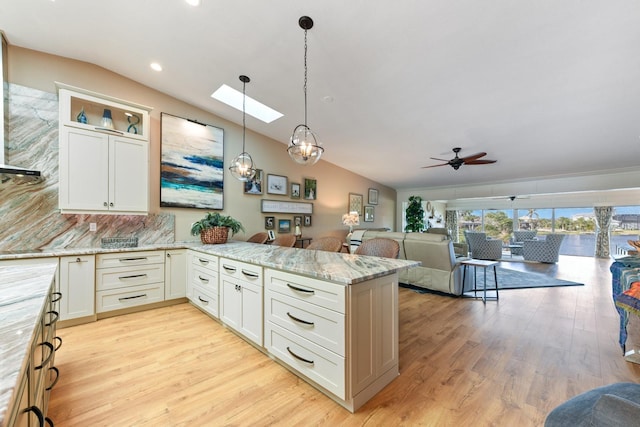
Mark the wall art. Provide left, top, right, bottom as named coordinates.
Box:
left=368, top=188, right=379, bottom=205
left=160, top=112, right=224, bottom=209
left=261, top=200, right=313, bottom=214
left=267, top=174, right=288, bottom=195
left=364, top=205, right=375, bottom=222
left=244, top=168, right=263, bottom=195
left=348, top=193, right=363, bottom=216
left=291, top=182, right=301, bottom=199
left=278, top=219, right=291, bottom=233
left=304, top=177, right=317, bottom=200
left=264, top=216, right=275, bottom=229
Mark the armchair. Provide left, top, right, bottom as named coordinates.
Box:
left=464, top=231, right=503, bottom=260
left=522, top=234, right=565, bottom=263
left=511, top=230, right=537, bottom=255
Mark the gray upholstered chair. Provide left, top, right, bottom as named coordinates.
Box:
left=511, top=230, right=537, bottom=255
left=522, top=234, right=565, bottom=263
left=463, top=231, right=502, bottom=260
left=545, top=382, right=640, bottom=426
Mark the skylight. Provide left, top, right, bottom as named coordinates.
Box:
left=211, top=84, right=283, bottom=124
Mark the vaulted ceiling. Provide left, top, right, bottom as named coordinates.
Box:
left=2, top=0, right=639, bottom=190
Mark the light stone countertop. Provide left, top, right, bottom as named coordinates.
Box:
left=0, top=261, right=58, bottom=427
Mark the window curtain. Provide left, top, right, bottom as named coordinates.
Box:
left=445, top=210, right=458, bottom=242
left=594, top=206, right=613, bottom=258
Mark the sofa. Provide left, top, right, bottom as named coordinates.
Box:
left=358, top=230, right=469, bottom=295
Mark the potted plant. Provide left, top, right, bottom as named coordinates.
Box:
left=190, top=212, right=245, bottom=244
left=404, top=195, right=425, bottom=232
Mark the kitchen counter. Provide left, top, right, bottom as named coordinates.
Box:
left=0, top=241, right=420, bottom=285
left=0, top=261, right=58, bottom=427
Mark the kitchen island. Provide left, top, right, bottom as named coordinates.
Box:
left=0, top=242, right=419, bottom=416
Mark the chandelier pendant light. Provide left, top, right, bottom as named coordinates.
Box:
left=288, top=16, right=324, bottom=165
left=229, top=75, right=257, bottom=181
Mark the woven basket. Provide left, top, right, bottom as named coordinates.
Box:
left=200, top=226, right=229, bottom=244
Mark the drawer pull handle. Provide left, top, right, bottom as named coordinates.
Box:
left=118, top=274, right=148, bottom=280
left=45, top=310, right=59, bottom=327
left=242, top=269, right=259, bottom=278
left=198, top=258, right=210, bottom=264
left=35, top=342, right=55, bottom=370
left=118, top=294, right=147, bottom=301
left=198, top=276, right=209, bottom=283
left=24, top=406, right=44, bottom=426
left=287, top=346, right=314, bottom=365
left=286, top=283, right=315, bottom=294
left=198, top=296, right=209, bottom=304
left=119, top=257, right=148, bottom=262
left=223, top=264, right=237, bottom=273
left=287, top=312, right=314, bottom=326
left=52, top=292, right=63, bottom=303
left=53, top=336, right=63, bottom=351
left=46, top=366, right=60, bottom=391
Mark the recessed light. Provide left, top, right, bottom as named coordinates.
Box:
left=211, top=84, right=283, bottom=124
left=185, top=0, right=201, bottom=6
left=150, top=62, right=163, bottom=72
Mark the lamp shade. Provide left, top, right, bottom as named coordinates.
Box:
left=342, top=211, right=360, bottom=227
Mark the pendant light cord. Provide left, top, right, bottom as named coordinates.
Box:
left=242, top=79, right=246, bottom=152
left=304, top=27, right=308, bottom=127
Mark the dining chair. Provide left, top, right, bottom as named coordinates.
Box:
left=271, top=234, right=297, bottom=248
left=246, top=232, right=268, bottom=244
left=306, top=236, right=343, bottom=252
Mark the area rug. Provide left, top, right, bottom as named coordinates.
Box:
left=400, top=267, right=583, bottom=294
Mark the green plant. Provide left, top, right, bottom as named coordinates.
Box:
left=404, top=195, right=425, bottom=232
left=190, top=212, right=245, bottom=236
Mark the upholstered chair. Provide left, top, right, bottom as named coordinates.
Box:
left=246, top=232, right=268, bottom=244
left=271, top=234, right=297, bottom=248
left=306, top=236, right=343, bottom=252
left=355, top=238, right=400, bottom=259
left=463, top=230, right=503, bottom=260
left=522, top=234, right=565, bottom=263
left=511, top=230, right=538, bottom=255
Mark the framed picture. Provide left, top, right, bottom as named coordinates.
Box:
left=267, top=174, right=288, bottom=195
left=260, top=200, right=313, bottom=214
left=160, top=113, right=224, bottom=209
left=348, top=193, right=364, bottom=216
left=304, top=178, right=317, bottom=200
left=293, top=215, right=302, bottom=227
left=364, top=205, right=375, bottom=222
left=278, top=219, right=291, bottom=233
left=304, top=215, right=312, bottom=227
left=290, top=182, right=301, bottom=199
left=267, top=230, right=276, bottom=241
left=244, top=169, right=263, bottom=195
left=368, top=188, right=379, bottom=205
left=264, top=216, right=275, bottom=229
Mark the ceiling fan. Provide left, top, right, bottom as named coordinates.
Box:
left=422, top=147, right=497, bottom=170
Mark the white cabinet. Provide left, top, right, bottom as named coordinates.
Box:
left=265, top=268, right=399, bottom=412
left=58, top=255, right=95, bottom=322
left=188, top=251, right=219, bottom=318
left=165, top=249, right=187, bottom=300
left=220, top=258, right=263, bottom=346
left=95, top=251, right=165, bottom=313
left=57, top=84, right=152, bottom=214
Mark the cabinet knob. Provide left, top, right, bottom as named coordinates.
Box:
left=167, top=253, right=171, bottom=258
left=104, top=202, right=108, bottom=207
left=76, top=257, right=81, bottom=262
left=109, top=202, right=114, bottom=207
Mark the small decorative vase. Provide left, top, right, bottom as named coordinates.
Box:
left=127, top=114, right=140, bottom=134
left=101, top=109, right=114, bottom=129
left=76, top=108, right=88, bottom=124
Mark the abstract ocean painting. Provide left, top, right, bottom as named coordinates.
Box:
left=160, top=113, right=224, bottom=209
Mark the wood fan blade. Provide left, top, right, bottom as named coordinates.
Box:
left=465, top=159, right=496, bottom=165
left=460, top=152, right=487, bottom=161
left=429, top=157, right=450, bottom=162
left=421, top=163, right=449, bottom=169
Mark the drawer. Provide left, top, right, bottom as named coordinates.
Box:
left=266, top=322, right=345, bottom=399
left=191, top=265, right=218, bottom=293
left=97, top=250, right=164, bottom=268
left=220, top=258, right=262, bottom=283
left=190, top=283, right=219, bottom=319
left=190, top=251, right=219, bottom=272
left=96, top=282, right=164, bottom=313
left=96, top=264, right=164, bottom=291
left=265, top=288, right=345, bottom=355
left=265, top=269, right=345, bottom=313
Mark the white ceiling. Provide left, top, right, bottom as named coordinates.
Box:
left=2, top=0, right=640, bottom=190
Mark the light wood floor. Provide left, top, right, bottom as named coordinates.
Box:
left=48, top=256, right=640, bottom=426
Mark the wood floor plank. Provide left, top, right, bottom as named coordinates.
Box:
left=48, top=256, right=640, bottom=426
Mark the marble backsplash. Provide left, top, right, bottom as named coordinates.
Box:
left=0, top=84, right=174, bottom=250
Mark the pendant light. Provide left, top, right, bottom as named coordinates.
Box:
left=287, top=16, right=324, bottom=165
left=229, top=75, right=257, bottom=181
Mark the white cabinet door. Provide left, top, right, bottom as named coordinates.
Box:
left=220, top=274, right=263, bottom=346
left=109, top=135, right=148, bottom=212
left=220, top=275, right=242, bottom=331
left=58, top=255, right=96, bottom=321
left=59, top=127, right=109, bottom=211
left=59, top=126, right=148, bottom=214
left=165, top=250, right=187, bottom=299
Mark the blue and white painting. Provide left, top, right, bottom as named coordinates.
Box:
left=160, top=113, right=224, bottom=209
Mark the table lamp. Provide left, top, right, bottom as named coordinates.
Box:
left=342, top=211, right=360, bottom=239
